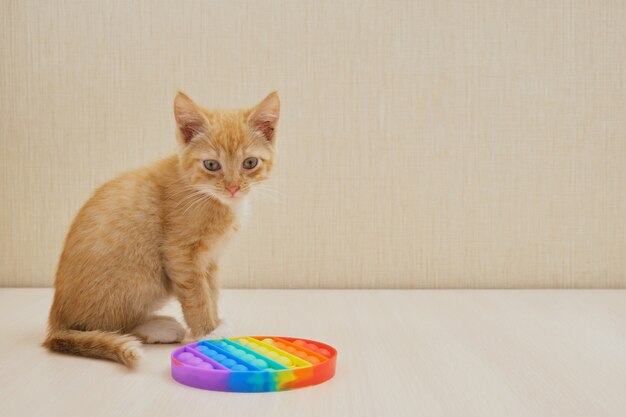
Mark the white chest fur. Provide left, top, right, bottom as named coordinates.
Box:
left=194, top=200, right=248, bottom=271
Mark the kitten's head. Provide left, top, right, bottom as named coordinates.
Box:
left=174, top=91, right=280, bottom=205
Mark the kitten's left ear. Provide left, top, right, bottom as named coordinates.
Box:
left=248, top=91, right=280, bottom=143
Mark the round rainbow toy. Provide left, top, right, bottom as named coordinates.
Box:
left=171, top=336, right=337, bottom=392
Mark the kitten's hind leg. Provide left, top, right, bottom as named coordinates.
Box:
left=131, top=315, right=186, bottom=344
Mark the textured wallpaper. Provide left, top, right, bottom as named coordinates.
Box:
left=1, top=0, right=625, bottom=288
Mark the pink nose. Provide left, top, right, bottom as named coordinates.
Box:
left=227, top=185, right=240, bottom=196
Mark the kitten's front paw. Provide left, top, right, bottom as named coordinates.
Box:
left=204, top=318, right=234, bottom=340
left=191, top=318, right=222, bottom=340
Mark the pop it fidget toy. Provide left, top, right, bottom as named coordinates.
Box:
left=171, top=336, right=337, bottom=392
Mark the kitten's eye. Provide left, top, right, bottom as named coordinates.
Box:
left=242, top=157, right=258, bottom=170
left=203, top=160, right=221, bottom=171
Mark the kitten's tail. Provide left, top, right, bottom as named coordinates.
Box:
left=43, top=329, right=143, bottom=367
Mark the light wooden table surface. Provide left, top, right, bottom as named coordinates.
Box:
left=0, top=289, right=624, bottom=417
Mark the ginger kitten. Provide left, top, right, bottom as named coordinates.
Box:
left=43, top=91, right=280, bottom=366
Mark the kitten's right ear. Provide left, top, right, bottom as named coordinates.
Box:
left=174, top=92, right=209, bottom=145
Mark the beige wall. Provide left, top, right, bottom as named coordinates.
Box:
left=1, top=0, right=625, bottom=288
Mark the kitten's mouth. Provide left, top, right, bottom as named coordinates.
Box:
left=217, top=191, right=245, bottom=203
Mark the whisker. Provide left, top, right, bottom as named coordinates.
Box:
left=250, top=188, right=280, bottom=202
left=166, top=184, right=203, bottom=198
left=173, top=190, right=210, bottom=210
left=250, top=185, right=284, bottom=197
left=181, top=194, right=213, bottom=215
left=178, top=195, right=203, bottom=214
